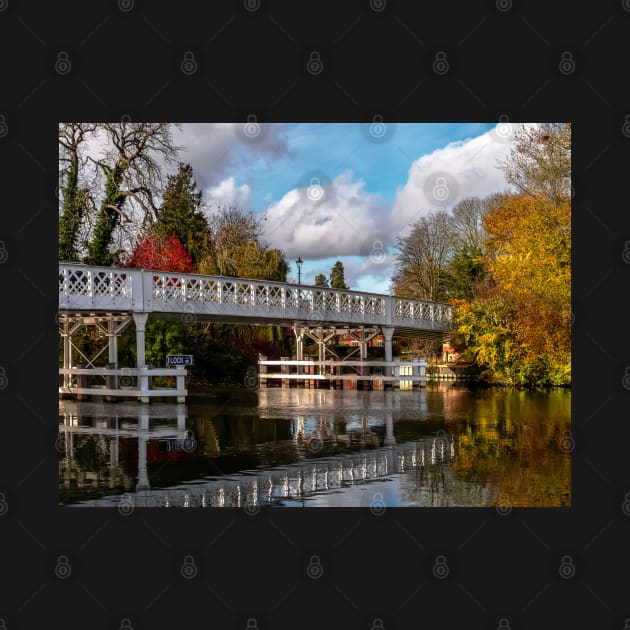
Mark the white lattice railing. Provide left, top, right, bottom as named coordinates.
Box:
left=59, top=264, right=452, bottom=330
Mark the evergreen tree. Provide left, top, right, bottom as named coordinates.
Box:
left=314, top=273, right=329, bottom=288
left=330, top=261, right=349, bottom=289
left=154, top=162, right=210, bottom=263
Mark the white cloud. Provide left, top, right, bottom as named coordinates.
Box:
left=388, top=125, right=519, bottom=236
left=204, top=176, right=252, bottom=209
left=262, top=170, right=388, bottom=260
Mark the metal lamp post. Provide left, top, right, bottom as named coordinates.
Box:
left=296, top=257, right=303, bottom=284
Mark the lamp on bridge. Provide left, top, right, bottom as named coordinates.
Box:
left=296, top=256, right=303, bottom=285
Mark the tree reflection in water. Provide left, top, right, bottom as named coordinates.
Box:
left=59, top=386, right=570, bottom=507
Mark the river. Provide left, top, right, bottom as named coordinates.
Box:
left=58, top=384, right=571, bottom=508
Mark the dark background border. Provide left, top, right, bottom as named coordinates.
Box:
left=1, top=1, right=628, bottom=628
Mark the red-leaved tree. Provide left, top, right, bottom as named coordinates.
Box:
left=125, top=233, right=195, bottom=273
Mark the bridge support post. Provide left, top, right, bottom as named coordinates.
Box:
left=62, top=323, right=71, bottom=390
left=133, top=312, right=150, bottom=403
left=136, top=411, right=150, bottom=491
left=382, top=326, right=394, bottom=387
left=294, top=325, right=304, bottom=387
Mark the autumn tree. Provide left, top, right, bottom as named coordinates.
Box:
left=125, top=233, right=194, bottom=273
left=497, top=123, right=571, bottom=205
left=393, top=211, right=454, bottom=301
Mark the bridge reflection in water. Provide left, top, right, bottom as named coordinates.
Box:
left=59, top=388, right=479, bottom=508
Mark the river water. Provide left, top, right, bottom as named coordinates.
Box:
left=58, top=385, right=570, bottom=508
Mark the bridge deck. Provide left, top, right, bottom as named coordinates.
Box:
left=59, top=264, right=452, bottom=338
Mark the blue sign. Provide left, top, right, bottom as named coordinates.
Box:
left=166, top=354, right=194, bottom=366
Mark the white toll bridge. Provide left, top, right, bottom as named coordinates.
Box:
left=59, top=263, right=453, bottom=401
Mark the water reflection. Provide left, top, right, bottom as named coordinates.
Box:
left=59, top=385, right=570, bottom=507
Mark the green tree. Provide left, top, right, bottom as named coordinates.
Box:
left=330, top=261, right=349, bottom=289
left=153, top=162, right=210, bottom=264
left=86, top=123, right=180, bottom=265
left=314, top=273, right=329, bottom=288
left=199, top=204, right=288, bottom=281
left=58, top=123, right=96, bottom=261
left=441, top=244, right=485, bottom=299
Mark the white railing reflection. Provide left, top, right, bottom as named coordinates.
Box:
left=72, top=433, right=456, bottom=508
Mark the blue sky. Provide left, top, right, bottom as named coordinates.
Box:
left=229, top=122, right=496, bottom=209
left=174, top=122, right=515, bottom=294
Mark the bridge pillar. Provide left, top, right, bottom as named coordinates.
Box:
left=62, top=324, right=71, bottom=389
left=136, top=411, right=150, bottom=491
left=133, top=312, right=150, bottom=403
left=382, top=326, right=394, bottom=380
left=384, top=408, right=396, bottom=446
left=294, top=325, right=304, bottom=385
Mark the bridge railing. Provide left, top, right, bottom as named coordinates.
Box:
left=59, top=264, right=452, bottom=328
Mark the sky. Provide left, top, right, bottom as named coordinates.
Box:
left=168, top=121, right=519, bottom=294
